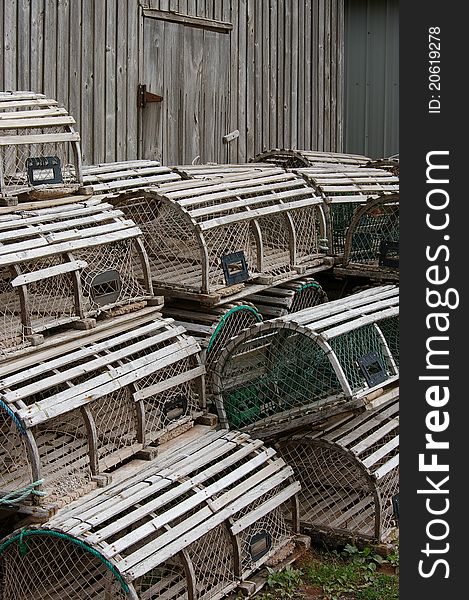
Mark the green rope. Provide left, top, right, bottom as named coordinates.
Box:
left=0, top=480, right=46, bottom=506
left=0, top=529, right=130, bottom=595
left=295, top=281, right=321, bottom=293
left=207, top=305, right=262, bottom=353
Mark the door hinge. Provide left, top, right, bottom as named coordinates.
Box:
left=138, top=84, right=163, bottom=107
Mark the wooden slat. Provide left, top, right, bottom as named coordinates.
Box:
left=0, top=132, right=80, bottom=146
left=0, top=226, right=142, bottom=266
left=0, top=115, right=75, bottom=130
left=10, top=260, right=88, bottom=287
left=19, top=339, right=201, bottom=426
left=362, top=436, right=399, bottom=469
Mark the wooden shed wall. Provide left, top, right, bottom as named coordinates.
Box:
left=0, top=0, right=345, bottom=165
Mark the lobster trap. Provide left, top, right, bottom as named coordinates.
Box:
left=0, top=429, right=300, bottom=599
left=296, top=167, right=399, bottom=257
left=0, top=196, right=153, bottom=356
left=213, top=285, right=399, bottom=440
left=334, top=195, right=400, bottom=281
left=172, top=163, right=275, bottom=181
left=0, top=91, right=83, bottom=203
left=106, top=169, right=329, bottom=305
left=0, top=309, right=205, bottom=514
left=245, top=277, right=328, bottom=318
left=82, top=160, right=182, bottom=194
left=163, top=301, right=263, bottom=396
left=250, top=149, right=371, bottom=169
left=277, top=397, right=399, bottom=544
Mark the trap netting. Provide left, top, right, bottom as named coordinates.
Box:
left=277, top=396, right=399, bottom=544
left=342, top=196, right=399, bottom=273
left=246, top=277, right=328, bottom=318
left=0, top=197, right=152, bottom=356
left=106, top=170, right=327, bottom=302
left=294, top=166, right=399, bottom=256
left=213, top=286, right=399, bottom=438
left=0, top=429, right=300, bottom=599
left=0, top=310, right=205, bottom=510
left=163, top=301, right=263, bottom=396
left=250, top=149, right=371, bottom=169
left=0, top=91, right=82, bottom=201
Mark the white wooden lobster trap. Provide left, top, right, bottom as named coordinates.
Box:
left=0, top=91, right=83, bottom=203
left=0, top=429, right=301, bottom=599
left=106, top=169, right=330, bottom=305
left=172, top=163, right=275, bottom=181
left=0, top=196, right=153, bottom=356
left=245, top=277, right=328, bottom=319
left=277, top=397, right=399, bottom=544
left=82, top=161, right=182, bottom=194
left=295, top=167, right=399, bottom=259
left=162, top=301, right=263, bottom=396
left=251, top=149, right=371, bottom=169
left=0, top=309, right=205, bottom=514
left=334, top=195, right=399, bottom=281
left=213, top=286, right=399, bottom=440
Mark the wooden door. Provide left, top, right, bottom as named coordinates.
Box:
left=139, top=13, right=231, bottom=165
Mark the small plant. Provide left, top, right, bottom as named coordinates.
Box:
left=387, top=541, right=399, bottom=573
left=258, top=565, right=304, bottom=600
left=341, top=544, right=386, bottom=574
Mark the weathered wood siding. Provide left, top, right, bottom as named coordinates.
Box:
left=0, top=0, right=141, bottom=165
left=1, top=0, right=345, bottom=165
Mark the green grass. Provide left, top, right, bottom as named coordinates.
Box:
left=256, top=542, right=399, bottom=600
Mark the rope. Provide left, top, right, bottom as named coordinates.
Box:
left=0, top=529, right=130, bottom=594
left=0, top=399, right=26, bottom=436
left=0, top=480, right=46, bottom=506
left=207, top=304, right=262, bottom=353
left=295, top=281, right=321, bottom=292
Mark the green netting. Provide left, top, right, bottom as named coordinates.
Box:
left=329, top=324, right=392, bottom=392
left=348, top=204, right=399, bottom=265
left=330, top=203, right=359, bottom=254
left=378, top=317, right=400, bottom=366
left=220, top=328, right=342, bottom=429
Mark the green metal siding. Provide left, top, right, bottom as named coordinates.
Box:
left=345, top=0, right=399, bottom=158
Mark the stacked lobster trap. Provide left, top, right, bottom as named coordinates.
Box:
left=251, top=149, right=371, bottom=169
left=277, top=396, right=399, bottom=544
left=212, top=285, right=399, bottom=440
left=101, top=169, right=331, bottom=305
left=0, top=429, right=302, bottom=600
left=0, top=91, right=84, bottom=204
left=0, top=196, right=153, bottom=357
left=296, top=166, right=399, bottom=275
left=0, top=308, right=206, bottom=514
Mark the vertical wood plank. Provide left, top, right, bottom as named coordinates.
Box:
left=254, top=0, right=263, bottom=155
left=324, top=0, right=331, bottom=150
left=283, top=0, right=291, bottom=148
left=56, top=0, right=70, bottom=111
left=337, top=0, right=345, bottom=151
left=68, top=0, right=82, bottom=155
left=127, top=0, right=140, bottom=160
left=30, top=0, right=45, bottom=93
left=0, top=2, right=4, bottom=90
left=311, top=0, right=319, bottom=149
left=269, top=0, right=278, bottom=149
left=81, top=0, right=94, bottom=165
left=182, top=23, right=203, bottom=163
left=317, top=0, right=325, bottom=150
left=3, top=0, right=17, bottom=91
left=104, top=0, right=117, bottom=163
left=330, top=0, right=338, bottom=151
left=246, top=0, right=255, bottom=160
left=304, top=0, right=312, bottom=149
left=116, top=0, right=128, bottom=161
left=261, top=0, right=270, bottom=153
left=93, top=0, right=106, bottom=163
left=291, top=0, right=299, bottom=148
left=43, top=0, right=58, bottom=101
left=297, top=0, right=305, bottom=149
left=229, top=0, right=239, bottom=162
left=17, top=0, right=31, bottom=91
left=237, top=0, right=247, bottom=161
left=276, top=0, right=284, bottom=149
